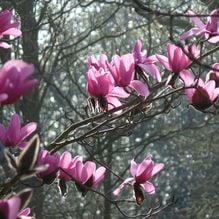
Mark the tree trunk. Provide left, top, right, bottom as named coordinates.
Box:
left=15, top=1, right=44, bottom=218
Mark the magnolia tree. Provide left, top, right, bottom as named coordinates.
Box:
left=0, top=6, right=219, bottom=219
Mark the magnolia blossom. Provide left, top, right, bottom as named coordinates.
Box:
left=73, top=160, right=106, bottom=187
left=206, top=63, right=219, bottom=87
left=37, top=150, right=60, bottom=184
left=132, top=40, right=161, bottom=82
left=180, top=70, right=219, bottom=110
left=113, top=155, right=164, bottom=204
left=108, top=53, right=150, bottom=98
left=0, top=113, right=37, bottom=149
left=156, top=44, right=199, bottom=74
left=71, top=160, right=106, bottom=196
left=180, top=9, right=219, bottom=43
left=0, top=60, right=38, bottom=105
left=86, top=66, right=128, bottom=111
left=0, top=10, right=22, bottom=49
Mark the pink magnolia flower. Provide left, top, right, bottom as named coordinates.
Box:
left=0, top=196, right=21, bottom=219
left=36, top=150, right=60, bottom=184
left=0, top=60, right=38, bottom=105
left=132, top=40, right=161, bottom=82
left=0, top=113, right=37, bottom=149
left=156, top=44, right=199, bottom=74
left=180, top=70, right=219, bottom=110
left=206, top=63, right=219, bottom=87
left=113, top=155, right=164, bottom=205
left=180, top=9, right=219, bottom=43
left=107, top=54, right=150, bottom=98
left=72, top=160, right=106, bottom=196
left=86, top=66, right=128, bottom=111
left=0, top=10, right=22, bottom=49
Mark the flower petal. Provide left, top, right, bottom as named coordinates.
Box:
left=113, top=177, right=134, bottom=196
left=129, top=80, right=150, bottom=98
left=141, top=181, right=156, bottom=195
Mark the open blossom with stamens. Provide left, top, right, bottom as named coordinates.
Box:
left=0, top=113, right=37, bottom=149
left=0, top=10, right=22, bottom=49
left=156, top=44, right=199, bottom=74
left=107, top=53, right=150, bottom=98
left=0, top=60, right=38, bottom=105
left=180, top=9, right=219, bottom=43
left=132, top=40, right=161, bottom=82
left=86, top=66, right=128, bottom=111
left=113, top=155, right=164, bottom=205
left=180, top=70, right=219, bottom=110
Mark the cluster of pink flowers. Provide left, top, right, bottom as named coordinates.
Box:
left=1, top=6, right=219, bottom=219
left=86, top=40, right=161, bottom=112
left=36, top=150, right=106, bottom=195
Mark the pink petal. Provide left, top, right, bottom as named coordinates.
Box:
left=135, top=159, right=153, bottom=183
left=20, top=122, right=37, bottom=141
left=0, top=93, right=8, bottom=102
left=18, top=207, right=31, bottom=216
left=132, top=40, right=142, bottom=63
left=7, top=113, right=21, bottom=144
left=138, top=63, right=161, bottom=82
left=110, top=86, right=130, bottom=98
left=156, top=55, right=171, bottom=71
left=113, top=177, right=134, bottom=196
left=93, top=166, right=106, bottom=187
left=179, top=70, right=195, bottom=87
left=82, top=161, right=96, bottom=183
left=180, top=28, right=202, bottom=40
left=141, top=181, right=156, bottom=195
left=188, top=10, right=205, bottom=29
left=119, top=54, right=135, bottom=85
left=151, top=163, right=165, bottom=177
left=208, top=36, right=219, bottom=43
left=130, top=159, right=138, bottom=177
left=213, top=87, right=219, bottom=100
left=0, top=42, right=11, bottom=48
left=129, top=80, right=150, bottom=98
left=59, top=151, right=72, bottom=168
left=7, top=196, right=21, bottom=219
left=205, top=80, right=216, bottom=101
left=1, top=28, right=21, bottom=37
left=105, top=95, right=122, bottom=112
